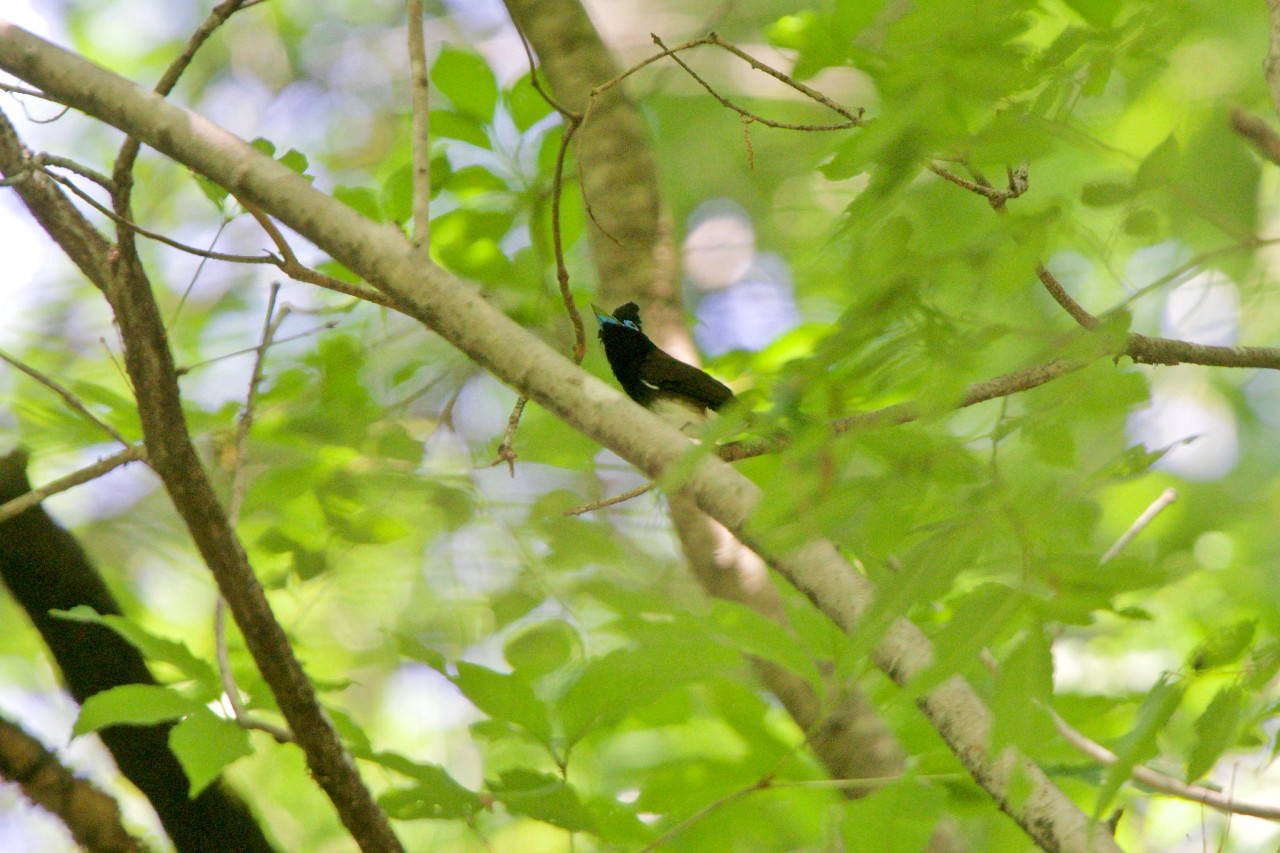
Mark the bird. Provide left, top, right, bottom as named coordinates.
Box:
left=593, top=301, right=735, bottom=436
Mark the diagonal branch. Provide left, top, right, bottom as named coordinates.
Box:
left=0, top=23, right=1123, bottom=852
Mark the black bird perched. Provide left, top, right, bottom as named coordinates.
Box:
left=593, top=301, right=735, bottom=435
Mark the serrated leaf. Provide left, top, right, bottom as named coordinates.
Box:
left=432, top=49, right=498, bottom=121
left=373, top=752, right=481, bottom=820
left=1190, top=621, right=1256, bottom=672
left=706, top=598, right=822, bottom=690
left=74, top=684, right=201, bottom=736
left=1095, top=676, right=1184, bottom=816
left=50, top=607, right=218, bottom=688
left=169, top=707, right=252, bottom=797
left=452, top=662, right=550, bottom=744
left=488, top=768, right=594, bottom=832
left=1186, top=685, right=1244, bottom=783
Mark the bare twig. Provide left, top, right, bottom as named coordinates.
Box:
left=244, top=204, right=406, bottom=311
left=651, top=33, right=862, bottom=132
left=44, top=168, right=275, bottom=264
left=927, top=161, right=1028, bottom=209
left=490, top=395, right=528, bottom=473
left=1037, top=264, right=1099, bottom=330
left=1099, top=487, right=1178, bottom=565
left=1267, top=0, right=1280, bottom=120
left=0, top=347, right=130, bottom=445
left=1049, top=707, right=1280, bottom=821
left=406, top=0, right=430, bottom=249
left=0, top=445, right=148, bottom=524
left=175, top=321, right=339, bottom=376
left=563, top=481, right=655, bottom=516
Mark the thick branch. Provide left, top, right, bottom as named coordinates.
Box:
left=0, top=24, right=1120, bottom=852
left=0, top=712, right=150, bottom=853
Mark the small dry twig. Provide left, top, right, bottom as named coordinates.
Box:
left=406, top=0, right=430, bottom=249
left=0, top=347, right=130, bottom=445
left=563, top=481, right=655, bottom=516
left=1099, top=487, right=1178, bottom=565
left=0, top=445, right=148, bottom=524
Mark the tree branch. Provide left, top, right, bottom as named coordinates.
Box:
left=0, top=24, right=1122, bottom=852
left=0, top=712, right=151, bottom=853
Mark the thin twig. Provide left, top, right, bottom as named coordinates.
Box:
left=406, top=0, right=430, bottom=249
left=0, top=347, right=130, bottom=445
left=0, top=445, right=148, bottom=524
left=45, top=169, right=275, bottom=264
left=1099, top=487, right=1178, bottom=565
left=563, top=481, right=655, bottom=516
left=244, top=203, right=406, bottom=311
left=652, top=33, right=861, bottom=132
left=33, top=152, right=114, bottom=192
left=705, top=32, right=863, bottom=123
left=1049, top=707, right=1280, bottom=821
left=490, top=396, right=528, bottom=474
left=214, top=285, right=296, bottom=743
left=1037, top=264, right=1099, bottom=330
left=510, top=15, right=578, bottom=119
left=175, top=321, right=339, bottom=376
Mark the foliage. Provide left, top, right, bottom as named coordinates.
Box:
left=3, top=0, right=1280, bottom=851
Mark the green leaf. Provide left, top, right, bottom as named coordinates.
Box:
left=1095, top=676, right=1185, bottom=816
left=374, top=753, right=482, bottom=820
left=452, top=662, right=551, bottom=744
left=278, top=148, right=309, bottom=175
left=50, top=607, right=218, bottom=689
left=1080, top=181, right=1132, bottom=207
left=706, top=598, right=822, bottom=691
left=432, top=48, right=498, bottom=121
left=840, top=778, right=944, bottom=853
left=503, top=620, right=580, bottom=679
left=506, top=73, right=554, bottom=132
left=430, top=110, right=490, bottom=149
left=1185, top=685, right=1244, bottom=783
left=333, top=185, right=381, bottom=221
left=990, top=626, right=1054, bottom=751
left=1062, top=0, right=1122, bottom=27
left=488, top=768, right=594, bottom=832
left=74, top=684, right=202, bottom=736
left=1189, top=621, right=1256, bottom=672
left=169, top=708, right=252, bottom=797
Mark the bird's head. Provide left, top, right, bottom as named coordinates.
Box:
left=592, top=302, right=642, bottom=332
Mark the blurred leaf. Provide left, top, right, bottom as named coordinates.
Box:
left=503, top=620, right=581, bottom=678
left=430, top=110, right=490, bottom=149
left=169, top=708, right=252, bottom=797
left=488, top=768, right=594, bottom=832
left=1189, top=621, right=1256, bottom=672
left=432, top=48, right=498, bottom=121
left=1095, top=676, right=1185, bottom=816
left=374, top=752, right=482, bottom=820
left=1185, top=685, right=1244, bottom=783
left=840, top=778, right=944, bottom=853
left=74, top=684, right=201, bottom=736
left=452, top=661, right=551, bottom=744
left=333, top=185, right=381, bottom=221
left=506, top=73, right=554, bottom=132
left=51, top=607, right=218, bottom=689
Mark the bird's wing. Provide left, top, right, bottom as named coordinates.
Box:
left=639, top=350, right=735, bottom=411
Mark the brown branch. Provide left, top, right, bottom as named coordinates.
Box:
left=927, top=161, right=1028, bottom=209
left=0, top=88, right=403, bottom=853
left=563, top=481, right=655, bottom=516
left=1267, top=0, right=1280, bottom=120
left=244, top=203, right=407, bottom=311
left=1231, top=107, right=1280, bottom=166
left=34, top=151, right=114, bottom=191
left=1036, top=265, right=1099, bottom=330
left=111, top=0, right=252, bottom=216
left=490, top=395, right=528, bottom=473
left=0, top=445, right=148, bottom=525
left=406, top=0, right=430, bottom=249
left=0, top=712, right=152, bottom=853
left=706, top=32, right=863, bottom=123
left=651, top=33, right=862, bottom=132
